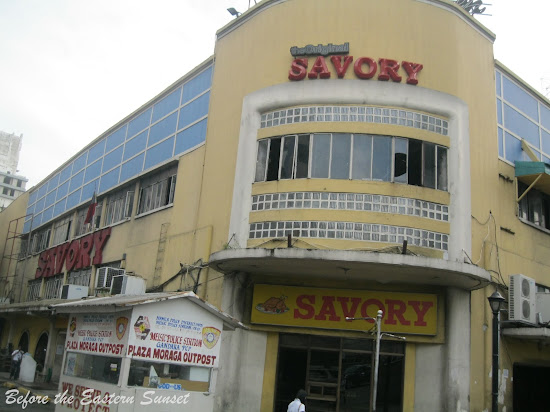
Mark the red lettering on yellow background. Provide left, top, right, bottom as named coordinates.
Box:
left=331, top=55, right=354, bottom=78
left=354, top=57, right=377, bottom=79
left=338, top=297, right=362, bottom=320
left=308, top=56, right=331, bottom=79
left=294, top=295, right=315, bottom=319
left=408, top=300, right=434, bottom=326
left=288, top=58, right=308, bottom=80
left=385, top=299, right=411, bottom=326
left=360, top=298, right=385, bottom=322
left=402, top=61, right=423, bottom=85
left=378, top=58, right=402, bottom=82
left=314, top=296, right=340, bottom=321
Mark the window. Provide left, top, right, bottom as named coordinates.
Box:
left=2, top=187, right=8, bottom=195
left=26, top=279, right=42, bottom=301
left=52, top=216, right=72, bottom=245
left=64, top=352, right=121, bottom=384
left=127, top=359, right=211, bottom=392
left=137, top=167, right=177, bottom=215
left=67, top=268, right=91, bottom=287
left=104, top=188, right=134, bottom=226
left=74, top=202, right=102, bottom=237
left=43, top=274, right=63, bottom=299
left=255, top=134, right=448, bottom=190
left=19, top=237, right=29, bottom=260
left=17, top=180, right=22, bottom=188
left=518, top=182, right=550, bottom=230
left=31, top=228, right=51, bottom=254
left=3, top=176, right=10, bottom=184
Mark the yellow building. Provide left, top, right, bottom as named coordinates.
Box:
left=1, top=0, right=550, bottom=411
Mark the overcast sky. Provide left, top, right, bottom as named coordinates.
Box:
left=0, top=0, right=548, bottom=189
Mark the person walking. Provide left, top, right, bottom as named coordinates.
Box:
left=287, top=389, right=307, bottom=412
left=9, top=346, right=23, bottom=380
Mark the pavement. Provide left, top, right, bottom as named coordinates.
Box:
left=0, top=371, right=60, bottom=404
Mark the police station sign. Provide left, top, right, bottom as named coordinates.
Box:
left=126, top=299, right=223, bottom=367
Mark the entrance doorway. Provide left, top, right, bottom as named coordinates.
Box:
left=34, top=332, right=48, bottom=373
left=18, top=331, right=29, bottom=353
left=513, top=364, right=550, bottom=411
left=274, top=334, right=404, bottom=412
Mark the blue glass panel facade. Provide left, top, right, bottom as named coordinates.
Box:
left=100, top=167, right=120, bottom=193
left=69, top=170, right=85, bottom=193
left=54, top=199, right=66, bottom=218
left=106, top=125, right=127, bottom=152
left=541, top=105, right=550, bottom=131
left=148, top=112, right=177, bottom=147
left=25, top=64, right=213, bottom=232
left=128, top=108, right=152, bottom=139
left=73, top=153, right=87, bottom=174
left=34, top=213, right=42, bottom=228
left=497, top=99, right=502, bottom=125
left=120, top=153, right=144, bottom=183
left=57, top=181, right=69, bottom=200
left=182, top=66, right=213, bottom=102
left=144, top=137, right=174, bottom=170
left=152, top=87, right=182, bottom=123
left=103, top=146, right=123, bottom=172
left=84, top=160, right=102, bottom=184
left=496, top=71, right=501, bottom=97
left=42, top=206, right=53, bottom=223
left=175, top=119, right=207, bottom=155
left=66, top=189, right=82, bottom=210
left=60, top=164, right=72, bottom=183
left=498, top=127, right=504, bottom=158
left=23, top=220, right=31, bottom=233
left=543, top=130, right=550, bottom=155
left=88, top=139, right=105, bottom=165
left=178, top=92, right=210, bottom=130
left=45, top=191, right=57, bottom=208
left=48, top=174, right=60, bottom=192
left=124, top=130, right=148, bottom=161
left=503, top=104, right=539, bottom=146
left=81, top=180, right=98, bottom=202
left=502, top=76, right=539, bottom=121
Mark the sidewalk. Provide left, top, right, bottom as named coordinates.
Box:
left=0, top=371, right=59, bottom=402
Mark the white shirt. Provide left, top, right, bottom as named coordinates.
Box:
left=11, top=350, right=22, bottom=362
left=287, top=398, right=305, bottom=412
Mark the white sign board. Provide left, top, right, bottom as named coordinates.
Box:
left=127, top=299, right=223, bottom=367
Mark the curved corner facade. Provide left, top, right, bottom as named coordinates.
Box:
left=2, top=1, right=550, bottom=411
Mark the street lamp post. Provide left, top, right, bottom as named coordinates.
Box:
left=346, top=310, right=405, bottom=412
left=487, top=290, right=505, bottom=412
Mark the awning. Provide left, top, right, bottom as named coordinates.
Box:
left=51, top=291, right=246, bottom=331
left=515, top=161, right=550, bottom=200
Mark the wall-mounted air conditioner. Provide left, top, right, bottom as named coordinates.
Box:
left=509, top=274, right=536, bottom=325
left=60, top=284, right=89, bottom=300
left=96, top=267, right=125, bottom=289
left=536, top=292, right=550, bottom=324
left=110, top=275, right=146, bottom=296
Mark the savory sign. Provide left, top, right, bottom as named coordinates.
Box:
left=252, top=284, right=438, bottom=335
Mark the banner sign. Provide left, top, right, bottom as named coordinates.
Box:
left=126, top=300, right=223, bottom=367
left=65, top=312, right=129, bottom=356
left=251, top=284, right=438, bottom=335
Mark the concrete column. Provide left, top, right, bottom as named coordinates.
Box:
left=44, top=317, right=57, bottom=374
left=444, top=287, right=471, bottom=412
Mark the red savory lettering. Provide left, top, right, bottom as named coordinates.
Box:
left=314, top=296, right=340, bottom=321
left=353, top=57, right=377, bottom=79
left=378, top=58, right=402, bottom=82
left=337, top=297, right=362, bottom=320
left=384, top=299, right=411, bottom=325
left=54, top=243, right=70, bottom=274
left=65, top=240, right=80, bottom=272
left=330, top=55, right=354, bottom=78
left=408, top=300, right=434, bottom=326
left=360, top=298, right=384, bottom=322
left=92, top=227, right=111, bottom=265
left=288, top=58, right=308, bottom=81
left=35, top=251, right=48, bottom=278
left=308, top=56, right=331, bottom=79
left=76, top=234, right=94, bottom=269
left=402, top=61, right=423, bottom=85
left=294, top=295, right=315, bottom=319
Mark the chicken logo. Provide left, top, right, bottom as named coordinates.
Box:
left=255, top=296, right=289, bottom=314
left=202, top=327, right=221, bottom=349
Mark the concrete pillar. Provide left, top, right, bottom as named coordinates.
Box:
left=444, top=287, right=471, bottom=412
left=44, top=317, right=56, bottom=374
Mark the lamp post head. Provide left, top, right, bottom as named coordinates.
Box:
left=227, top=7, right=241, bottom=17
left=487, top=290, right=505, bottom=315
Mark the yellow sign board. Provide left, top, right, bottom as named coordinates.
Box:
left=251, top=284, right=438, bottom=335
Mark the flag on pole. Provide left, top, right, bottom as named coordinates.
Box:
left=84, top=191, right=97, bottom=225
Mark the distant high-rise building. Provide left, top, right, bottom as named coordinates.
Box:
left=0, top=131, right=27, bottom=209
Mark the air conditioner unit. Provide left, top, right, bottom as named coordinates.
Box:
left=60, top=284, right=89, bottom=300
left=96, top=267, right=125, bottom=289
left=509, top=274, right=536, bottom=325
left=111, top=275, right=146, bottom=296
left=536, top=292, right=550, bottom=323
